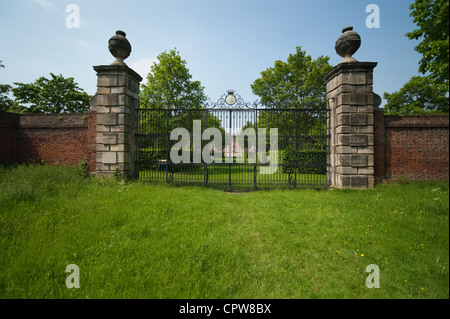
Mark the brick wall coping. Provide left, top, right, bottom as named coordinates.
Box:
left=384, top=114, right=449, bottom=128
left=0, top=112, right=20, bottom=127
left=18, top=113, right=91, bottom=129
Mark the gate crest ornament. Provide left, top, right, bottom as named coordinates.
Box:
left=205, top=90, right=259, bottom=109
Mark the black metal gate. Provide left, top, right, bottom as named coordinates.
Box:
left=135, top=91, right=329, bottom=191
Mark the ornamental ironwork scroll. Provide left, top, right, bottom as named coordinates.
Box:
left=204, top=90, right=259, bottom=109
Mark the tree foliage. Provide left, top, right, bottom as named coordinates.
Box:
left=383, top=76, right=449, bottom=114
left=248, top=47, right=330, bottom=146
left=383, top=0, right=449, bottom=114
left=251, top=46, right=332, bottom=108
left=0, top=60, right=15, bottom=112
left=11, top=73, right=91, bottom=114
left=140, top=49, right=207, bottom=109
left=0, top=83, right=14, bottom=113
left=406, top=0, right=449, bottom=87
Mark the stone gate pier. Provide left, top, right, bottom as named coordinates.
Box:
left=325, top=27, right=381, bottom=188
left=90, top=31, right=142, bottom=178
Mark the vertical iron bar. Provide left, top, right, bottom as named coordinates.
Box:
left=294, top=109, right=298, bottom=188
left=204, top=110, right=208, bottom=186
left=166, top=108, right=169, bottom=184
left=229, top=109, right=232, bottom=191
left=253, top=108, right=257, bottom=190
left=135, top=109, right=139, bottom=181
left=139, top=109, right=141, bottom=180
left=255, top=108, right=258, bottom=190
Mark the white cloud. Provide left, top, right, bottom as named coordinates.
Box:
left=130, top=58, right=157, bottom=83
left=33, top=0, right=57, bottom=12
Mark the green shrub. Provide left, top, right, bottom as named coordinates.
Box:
left=282, top=149, right=326, bottom=174
left=139, top=149, right=203, bottom=173
left=139, top=149, right=167, bottom=170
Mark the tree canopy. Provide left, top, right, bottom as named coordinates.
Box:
left=9, top=73, right=91, bottom=114
left=0, top=61, right=15, bottom=112
left=138, top=49, right=222, bottom=161
left=383, top=76, right=449, bottom=114
left=406, top=0, right=449, bottom=87
left=251, top=46, right=332, bottom=108
left=140, top=49, right=207, bottom=109
left=383, top=0, right=449, bottom=114
left=247, top=47, right=330, bottom=143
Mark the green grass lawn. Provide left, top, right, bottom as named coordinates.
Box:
left=0, top=164, right=448, bottom=299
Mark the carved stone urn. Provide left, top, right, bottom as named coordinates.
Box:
left=108, top=30, right=132, bottom=65
left=335, top=26, right=361, bottom=63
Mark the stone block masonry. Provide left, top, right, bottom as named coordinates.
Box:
left=91, top=65, right=142, bottom=178
left=325, top=62, right=378, bottom=188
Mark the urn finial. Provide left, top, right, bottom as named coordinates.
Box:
left=335, top=26, right=361, bottom=63
left=108, top=30, right=132, bottom=65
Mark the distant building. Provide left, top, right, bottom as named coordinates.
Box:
left=223, top=135, right=246, bottom=157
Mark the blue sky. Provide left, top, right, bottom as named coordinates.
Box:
left=0, top=0, right=422, bottom=107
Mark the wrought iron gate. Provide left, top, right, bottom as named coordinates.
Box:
left=135, top=91, right=329, bottom=191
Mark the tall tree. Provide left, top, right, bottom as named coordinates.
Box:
left=140, top=49, right=207, bottom=109
left=251, top=46, right=332, bottom=108
left=11, top=73, right=91, bottom=113
left=250, top=46, right=331, bottom=143
left=406, top=0, right=449, bottom=87
left=138, top=49, right=218, bottom=164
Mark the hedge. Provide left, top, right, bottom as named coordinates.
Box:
left=281, top=149, right=326, bottom=174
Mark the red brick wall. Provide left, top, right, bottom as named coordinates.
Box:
left=375, top=113, right=449, bottom=182
left=0, top=112, right=96, bottom=172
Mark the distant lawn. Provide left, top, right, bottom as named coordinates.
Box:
left=0, top=165, right=448, bottom=299
left=139, top=163, right=326, bottom=190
